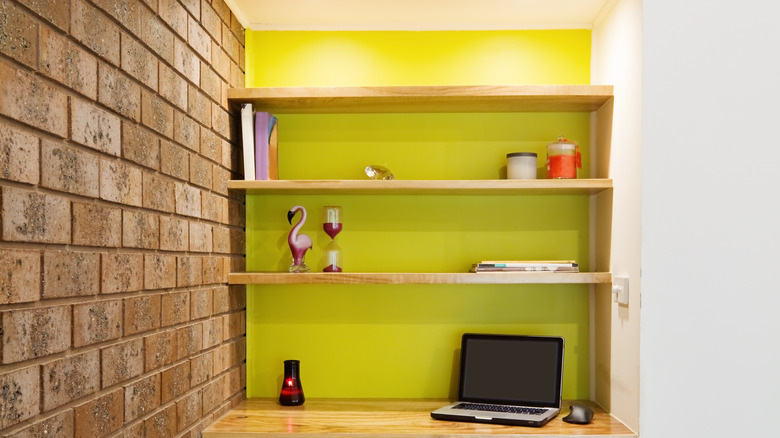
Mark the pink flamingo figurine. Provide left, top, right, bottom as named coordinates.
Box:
left=287, top=205, right=312, bottom=272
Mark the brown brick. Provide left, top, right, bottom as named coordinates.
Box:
left=201, top=193, right=222, bottom=223
left=72, top=202, right=122, bottom=247
left=211, top=45, right=231, bottom=82
left=42, top=250, right=100, bottom=299
left=190, top=352, right=212, bottom=387
left=176, top=256, right=202, bottom=288
left=124, top=294, right=160, bottom=335
left=142, top=172, right=175, bottom=212
left=101, top=338, right=144, bottom=388
left=0, top=249, right=40, bottom=304
left=190, top=154, right=213, bottom=189
left=200, top=127, right=221, bottom=163
left=73, top=388, right=123, bottom=438
left=230, top=10, right=244, bottom=40
left=160, top=139, right=190, bottom=180
left=201, top=376, right=224, bottom=414
left=212, top=104, right=231, bottom=140
left=0, top=0, right=38, bottom=68
left=117, top=420, right=144, bottom=438
left=189, top=221, right=213, bottom=252
left=177, top=390, right=201, bottom=431
left=190, top=288, right=212, bottom=320
left=202, top=256, right=226, bottom=285
left=159, top=0, right=187, bottom=39
left=144, top=329, right=177, bottom=371
left=102, top=252, right=143, bottom=294
left=159, top=64, right=188, bottom=111
left=124, top=373, right=160, bottom=422
left=159, top=216, right=189, bottom=251
left=73, top=299, right=123, bottom=347
left=188, top=16, right=212, bottom=60
left=92, top=0, right=141, bottom=35
left=17, top=0, right=69, bottom=30
left=12, top=409, right=75, bottom=438
left=141, top=7, right=174, bottom=63
left=177, top=323, right=203, bottom=360
left=122, top=122, right=160, bottom=169
left=161, top=290, right=190, bottom=326
left=228, top=285, right=246, bottom=311
left=187, top=86, right=211, bottom=127
left=100, top=158, right=143, bottom=206
left=213, top=165, right=231, bottom=196
left=201, top=2, right=221, bottom=42
left=224, top=310, right=245, bottom=341
left=141, top=90, right=174, bottom=139
left=212, top=286, right=229, bottom=315
left=0, top=365, right=40, bottom=429
left=144, top=254, right=176, bottom=290
left=225, top=365, right=243, bottom=399
left=201, top=66, right=221, bottom=106
left=175, top=182, right=202, bottom=218
left=161, top=361, right=190, bottom=403
left=71, top=0, right=120, bottom=65
left=202, top=317, right=223, bottom=349
left=121, top=33, right=158, bottom=89
left=223, top=138, right=240, bottom=173
left=71, top=98, right=121, bottom=156
left=231, top=60, right=245, bottom=89
left=41, top=139, right=100, bottom=197
left=175, top=111, right=200, bottom=151
left=143, top=404, right=176, bottom=438
left=213, top=0, right=231, bottom=23
left=122, top=209, right=160, bottom=249
left=222, top=23, right=240, bottom=63
left=99, top=64, right=142, bottom=122
left=0, top=60, right=68, bottom=138
left=42, top=350, right=100, bottom=411
left=1, top=305, right=70, bottom=364
left=39, top=23, right=98, bottom=100
left=0, top=120, right=39, bottom=184
left=212, top=226, right=230, bottom=253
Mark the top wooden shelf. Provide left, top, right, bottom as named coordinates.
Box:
left=228, top=85, right=614, bottom=113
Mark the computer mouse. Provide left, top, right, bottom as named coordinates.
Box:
left=562, top=403, right=594, bottom=424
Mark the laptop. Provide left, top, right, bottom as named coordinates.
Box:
left=431, top=333, right=565, bottom=427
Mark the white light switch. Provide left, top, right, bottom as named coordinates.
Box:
left=612, top=276, right=629, bottom=306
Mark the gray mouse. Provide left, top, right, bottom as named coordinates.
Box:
left=562, top=403, right=594, bottom=424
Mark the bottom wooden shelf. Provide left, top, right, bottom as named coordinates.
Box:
left=202, top=399, right=636, bottom=437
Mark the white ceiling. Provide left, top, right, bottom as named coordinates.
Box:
left=225, top=0, right=613, bottom=31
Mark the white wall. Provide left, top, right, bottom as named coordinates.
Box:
left=591, top=0, right=643, bottom=432
left=642, top=1, right=780, bottom=437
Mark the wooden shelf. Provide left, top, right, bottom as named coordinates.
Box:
left=229, top=272, right=611, bottom=285
left=202, top=398, right=636, bottom=437
left=228, top=85, right=614, bottom=113
left=229, top=179, right=613, bottom=195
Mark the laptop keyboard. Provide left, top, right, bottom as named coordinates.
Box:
left=454, top=402, right=547, bottom=416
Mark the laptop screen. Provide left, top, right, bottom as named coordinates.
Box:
left=458, top=334, right=565, bottom=408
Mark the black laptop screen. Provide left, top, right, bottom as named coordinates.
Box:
left=458, top=334, right=564, bottom=408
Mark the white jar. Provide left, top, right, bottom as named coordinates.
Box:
left=506, top=152, right=538, bottom=179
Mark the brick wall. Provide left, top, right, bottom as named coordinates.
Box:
left=0, top=0, right=247, bottom=436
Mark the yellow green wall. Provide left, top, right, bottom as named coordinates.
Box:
left=245, top=30, right=594, bottom=400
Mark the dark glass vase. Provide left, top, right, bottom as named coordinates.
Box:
left=279, top=360, right=305, bottom=406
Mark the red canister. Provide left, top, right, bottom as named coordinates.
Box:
left=546, top=137, right=581, bottom=179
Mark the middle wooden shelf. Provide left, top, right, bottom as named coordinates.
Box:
left=229, top=271, right=611, bottom=285
left=229, top=178, right=613, bottom=195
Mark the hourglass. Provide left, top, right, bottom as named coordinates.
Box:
left=322, top=206, right=343, bottom=272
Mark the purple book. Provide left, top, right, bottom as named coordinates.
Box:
left=254, top=112, right=271, bottom=180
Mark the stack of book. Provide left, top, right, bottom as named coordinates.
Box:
left=470, top=260, right=579, bottom=273
left=240, top=103, right=278, bottom=180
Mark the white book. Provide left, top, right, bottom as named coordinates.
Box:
left=240, top=103, right=255, bottom=181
